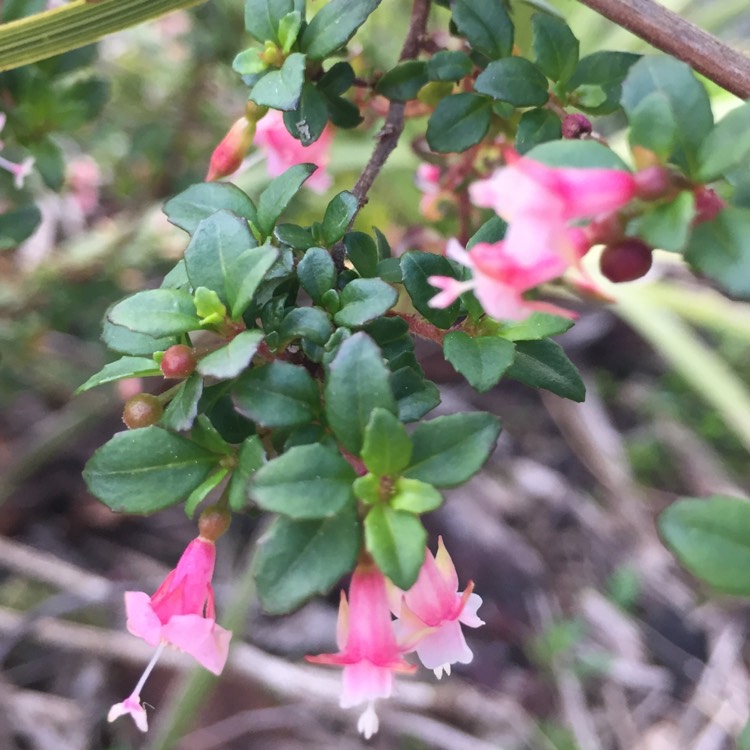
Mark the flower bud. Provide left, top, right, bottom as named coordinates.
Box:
left=206, top=117, right=256, bottom=182
left=198, top=504, right=231, bottom=542
left=693, top=185, right=724, bottom=225
left=160, top=344, right=196, bottom=379
left=585, top=212, right=626, bottom=246
left=122, top=393, right=163, bottom=429
left=634, top=166, right=673, bottom=201
left=599, top=239, right=653, bottom=282
left=562, top=113, right=592, bottom=140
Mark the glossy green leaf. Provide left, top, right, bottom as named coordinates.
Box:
left=250, top=52, right=306, bottom=111
left=107, top=289, right=200, bottom=338
left=244, top=0, right=297, bottom=43
left=299, top=0, right=381, bottom=60
left=256, top=163, right=316, bottom=237
left=0, top=204, right=41, bottom=250
left=401, top=251, right=461, bottom=329
left=184, top=468, right=229, bottom=518
left=318, top=61, right=355, bottom=96
left=233, top=361, right=320, bottom=428
left=83, top=426, right=219, bottom=513
left=75, top=356, right=161, bottom=395
left=443, top=331, right=515, bottom=392
left=227, top=435, right=266, bottom=511
left=196, top=330, right=264, bottom=380
left=365, top=505, right=426, bottom=589
left=361, top=407, right=412, bottom=476
left=696, top=100, right=750, bottom=182
left=227, top=243, right=281, bottom=318
left=251, top=443, right=356, bottom=518
left=630, top=191, right=695, bottom=252
left=405, top=412, right=501, bottom=487
left=163, top=182, right=257, bottom=235
left=253, top=503, right=361, bottom=614
left=321, top=191, right=358, bottom=245
left=498, top=312, right=574, bottom=341
left=376, top=60, right=428, bottom=101
left=334, top=278, right=398, bottom=327
left=161, top=373, right=203, bottom=432
left=297, top=246, right=336, bottom=301
left=506, top=339, right=585, bottom=401
left=451, top=0, right=513, bottom=60
left=190, top=415, right=233, bottom=455
left=279, top=306, right=333, bottom=345
left=427, top=50, right=473, bottom=81
left=101, top=320, right=176, bottom=357
left=426, top=93, right=492, bottom=153
left=531, top=13, right=579, bottom=84
left=325, top=332, right=397, bottom=454
left=475, top=57, right=549, bottom=107
left=390, top=477, right=443, bottom=514
left=659, top=496, right=750, bottom=595
left=568, top=51, right=639, bottom=115
left=391, top=366, right=441, bottom=422
left=344, top=232, right=379, bottom=278
left=283, top=82, right=329, bottom=145
left=526, top=139, right=629, bottom=169
left=515, top=107, right=562, bottom=154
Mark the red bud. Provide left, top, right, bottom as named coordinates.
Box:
left=160, top=344, right=196, bottom=379
left=600, top=239, right=653, bottom=282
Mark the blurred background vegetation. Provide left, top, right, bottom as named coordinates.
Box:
left=1, top=1, right=750, bottom=749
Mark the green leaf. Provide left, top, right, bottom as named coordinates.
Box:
left=283, top=82, right=329, bottom=145
left=531, top=13, right=579, bottom=85
left=191, top=415, right=233, bottom=455
left=426, top=92, right=492, bottom=153
left=684, top=207, right=750, bottom=298
left=101, top=320, right=176, bottom=356
left=498, top=312, right=574, bottom=341
left=401, top=251, right=460, bottom=329
left=233, top=361, right=320, bottom=428
left=353, top=473, right=380, bottom=504
left=196, top=330, right=264, bottom=380
left=443, top=331, right=515, bottom=392
left=526, top=139, right=629, bottom=169
left=163, top=182, right=257, bottom=235
left=391, top=367, right=441, bottom=422
left=278, top=9, right=302, bottom=52
left=83, top=426, right=218, bottom=513
left=253, top=503, right=361, bottom=614
left=184, top=210, right=256, bottom=307
left=75, top=356, right=161, bottom=395
left=427, top=50, right=473, bottom=82
left=250, top=52, right=306, bottom=111
left=568, top=51, right=640, bottom=115
left=244, top=0, right=297, bottom=43
left=227, top=435, right=266, bottom=511
left=376, top=257, right=402, bottom=283
left=334, top=278, right=398, bottom=327
left=364, top=505, right=426, bottom=589
left=251, top=443, right=356, bottom=518
left=226, top=243, right=280, bottom=318
left=0, top=204, right=41, bottom=250
left=659, top=496, right=750, bottom=595
left=318, top=61, right=355, bottom=96
left=185, top=468, right=229, bottom=518
left=364, top=316, right=415, bottom=371
left=627, top=91, right=678, bottom=160
left=404, top=412, right=501, bottom=487
left=299, top=0, right=381, bottom=61
left=391, top=477, right=443, bottom=514
left=256, top=163, right=316, bottom=237
left=621, top=56, right=713, bottom=176
left=376, top=60, right=428, bottom=101
left=30, top=137, right=64, bottom=191
left=344, top=232, right=379, bottom=278
left=279, top=306, right=333, bottom=345
left=297, top=246, right=336, bottom=301
left=468, top=215, right=507, bottom=248
left=515, top=108, right=562, bottom=155
left=361, top=407, right=412, bottom=476
left=321, top=191, right=358, bottom=245
left=161, top=373, right=203, bottom=432
left=233, top=47, right=268, bottom=77
left=275, top=223, right=315, bottom=250
left=630, top=191, right=695, bottom=253
left=325, top=332, right=397, bottom=454
left=505, top=339, right=585, bottom=401
left=107, top=289, right=200, bottom=338
left=696, top=100, right=750, bottom=182
left=451, top=0, right=513, bottom=60
left=475, top=57, right=549, bottom=107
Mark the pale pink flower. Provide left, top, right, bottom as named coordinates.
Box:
left=428, top=237, right=580, bottom=320
left=469, top=149, right=636, bottom=268
left=66, top=155, right=101, bottom=216
left=108, top=536, right=232, bottom=732
left=254, top=109, right=332, bottom=193
left=206, top=116, right=256, bottom=182
left=415, top=162, right=444, bottom=220
left=0, top=154, right=34, bottom=190
left=306, top=562, right=415, bottom=738
left=390, top=538, right=484, bottom=679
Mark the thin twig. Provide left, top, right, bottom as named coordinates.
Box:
left=577, top=0, right=750, bottom=98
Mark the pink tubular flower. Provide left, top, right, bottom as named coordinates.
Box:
left=108, top=535, right=232, bottom=732
left=0, top=113, right=34, bottom=189
left=254, top=109, right=332, bottom=193
left=390, top=538, right=484, bottom=679
left=206, top=116, right=256, bottom=181
left=428, top=237, right=581, bottom=321
left=469, top=149, right=636, bottom=267
left=306, top=562, right=416, bottom=739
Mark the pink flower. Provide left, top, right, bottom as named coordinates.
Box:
left=415, top=163, right=445, bottom=220
left=108, top=535, right=232, bottom=732
left=306, top=562, right=415, bottom=738
left=428, top=237, right=581, bottom=320
left=206, top=116, right=256, bottom=182
left=390, top=538, right=484, bottom=678
left=254, top=109, right=332, bottom=193
left=469, top=150, right=636, bottom=267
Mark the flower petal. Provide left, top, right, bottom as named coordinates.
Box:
left=125, top=591, right=162, bottom=647
left=161, top=615, right=232, bottom=675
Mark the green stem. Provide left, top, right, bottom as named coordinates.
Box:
left=0, top=0, right=209, bottom=72
left=615, top=287, right=750, bottom=452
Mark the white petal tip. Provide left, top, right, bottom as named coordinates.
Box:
left=357, top=702, right=379, bottom=739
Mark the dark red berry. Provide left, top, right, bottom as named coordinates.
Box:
left=122, top=393, right=163, bottom=429
left=562, top=113, right=592, bottom=140
left=160, top=344, right=196, bottom=379
left=600, top=239, right=653, bottom=282
left=634, top=166, right=673, bottom=201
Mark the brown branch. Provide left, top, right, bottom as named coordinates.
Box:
left=577, top=0, right=750, bottom=99
left=351, top=0, right=432, bottom=209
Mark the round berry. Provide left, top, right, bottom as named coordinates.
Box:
left=600, top=239, right=653, bottom=283
left=198, top=505, right=231, bottom=542
left=160, top=344, right=196, bottom=379
left=122, top=393, right=163, bottom=429
left=634, top=166, right=673, bottom=201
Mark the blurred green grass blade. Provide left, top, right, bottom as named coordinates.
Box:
left=0, top=0, right=209, bottom=72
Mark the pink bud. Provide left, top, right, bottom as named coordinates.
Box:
left=206, top=117, right=255, bottom=181
left=562, top=113, right=592, bottom=140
